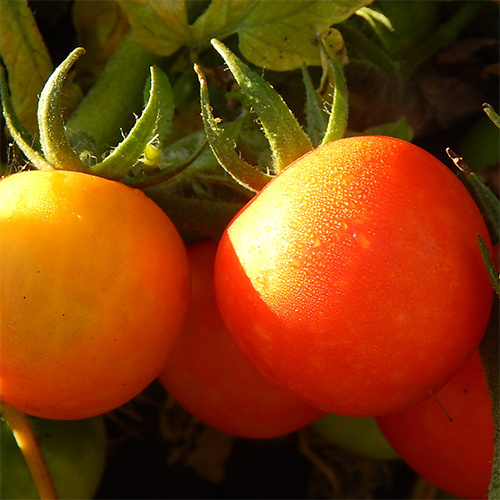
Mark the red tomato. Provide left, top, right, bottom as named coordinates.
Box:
left=214, top=136, right=493, bottom=416
left=158, top=240, right=324, bottom=439
left=376, top=351, right=494, bottom=499
left=0, top=170, right=190, bottom=419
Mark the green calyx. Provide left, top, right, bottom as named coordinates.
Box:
left=37, top=48, right=88, bottom=172
left=195, top=38, right=350, bottom=193
left=1, top=47, right=160, bottom=181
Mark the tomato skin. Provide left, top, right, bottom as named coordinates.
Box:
left=158, top=240, right=324, bottom=439
left=0, top=170, right=190, bottom=419
left=214, top=136, right=493, bottom=417
left=376, top=351, right=493, bottom=499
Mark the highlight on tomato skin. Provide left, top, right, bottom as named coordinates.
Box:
left=0, top=169, right=191, bottom=420
left=376, top=351, right=494, bottom=500
left=158, top=239, right=325, bottom=439
left=214, top=135, right=494, bottom=418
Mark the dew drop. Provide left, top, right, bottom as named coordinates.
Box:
left=354, top=231, right=371, bottom=249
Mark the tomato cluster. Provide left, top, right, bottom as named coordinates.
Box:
left=0, top=136, right=494, bottom=498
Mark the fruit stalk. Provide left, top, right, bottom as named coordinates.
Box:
left=0, top=403, right=58, bottom=499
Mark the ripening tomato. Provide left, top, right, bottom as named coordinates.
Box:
left=158, top=240, right=324, bottom=439
left=214, top=136, right=493, bottom=417
left=376, top=351, right=494, bottom=499
left=0, top=170, right=190, bottom=420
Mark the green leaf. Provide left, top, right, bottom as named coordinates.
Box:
left=211, top=39, right=312, bottom=172
left=119, top=0, right=372, bottom=70
left=117, top=0, right=191, bottom=56
left=200, top=0, right=372, bottom=70
left=190, top=0, right=257, bottom=50
left=71, top=0, right=130, bottom=83
left=0, top=0, right=53, bottom=136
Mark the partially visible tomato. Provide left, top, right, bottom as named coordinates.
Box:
left=309, top=414, right=399, bottom=461
left=0, top=414, right=107, bottom=499
left=214, top=136, right=493, bottom=417
left=158, top=240, right=324, bottom=439
left=376, top=351, right=494, bottom=499
left=0, top=170, right=190, bottom=420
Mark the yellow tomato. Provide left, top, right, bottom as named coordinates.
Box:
left=0, top=170, right=190, bottom=419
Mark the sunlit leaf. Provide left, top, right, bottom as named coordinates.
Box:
left=0, top=0, right=53, bottom=135
left=118, top=0, right=371, bottom=70
left=190, top=0, right=256, bottom=48
left=117, top=0, right=191, bottom=56
left=231, top=0, right=371, bottom=70
left=72, top=0, right=130, bottom=83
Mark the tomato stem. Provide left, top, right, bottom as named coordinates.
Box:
left=0, top=404, right=58, bottom=499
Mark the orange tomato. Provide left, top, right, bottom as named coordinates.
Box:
left=0, top=170, right=190, bottom=419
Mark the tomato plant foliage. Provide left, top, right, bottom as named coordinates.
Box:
left=214, top=135, right=493, bottom=417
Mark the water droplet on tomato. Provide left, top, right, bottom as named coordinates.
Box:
left=353, top=231, right=371, bottom=249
